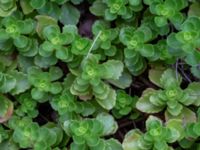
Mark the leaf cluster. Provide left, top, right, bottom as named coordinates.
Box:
left=1, top=0, right=200, bottom=150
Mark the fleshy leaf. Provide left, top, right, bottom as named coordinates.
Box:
left=107, top=71, right=132, bottom=89
left=188, top=2, right=200, bottom=17
left=96, top=89, right=116, bottom=110
left=185, top=82, right=200, bottom=106
left=165, top=107, right=196, bottom=125
left=90, top=0, right=107, bottom=16
left=10, top=71, right=31, bottom=95
left=60, top=3, right=80, bottom=25
left=20, top=0, right=34, bottom=14
left=101, top=60, right=124, bottom=80
left=0, top=73, right=16, bottom=93
left=49, top=66, right=63, bottom=81
left=35, top=15, right=57, bottom=38
left=105, top=139, right=123, bottom=150
left=122, top=129, right=142, bottom=150
left=0, top=94, right=13, bottom=123
left=149, top=68, right=165, bottom=87
left=136, top=88, right=164, bottom=113
left=96, top=112, right=118, bottom=136
left=160, top=68, right=182, bottom=89
left=166, top=119, right=184, bottom=141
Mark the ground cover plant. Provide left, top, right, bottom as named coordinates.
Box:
left=1, top=0, right=200, bottom=150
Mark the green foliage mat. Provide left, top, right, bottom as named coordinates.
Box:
left=1, top=0, right=200, bottom=149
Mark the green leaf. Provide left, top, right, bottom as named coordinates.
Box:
left=0, top=94, right=13, bottom=123
left=119, top=27, right=135, bottom=46
left=139, top=44, right=155, bottom=58
left=34, top=141, right=48, bottom=150
left=49, top=67, right=63, bottom=81
left=9, top=71, right=31, bottom=95
left=62, top=25, right=78, bottom=43
left=31, top=88, right=47, bottom=100
left=71, top=0, right=84, bottom=5
left=104, top=9, right=117, bottom=21
left=136, top=88, right=164, bottom=113
left=55, top=47, right=73, bottom=61
left=165, top=107, right=197, bottom=125
left=188, top=2, right=200, bottom=17
left=129, top=0, right=141, bottom=6
left=13, top=36, right=29, bottom=49
left=167, top=103, right=183, bottom=116
left=96, top=112, right=118, bottom=136
left=86, top=136, right=100, bottom=147
left=166, top=119, right=184, bottom=141
left=20, top=19, right=35, bottom=34
left=40, top=127, right=59, bottom=146
left=80, top=102, right=95, bottom=117
left=191, top=66, right=200, bottom=78
left=34, top=55, right=57, bottom=69
left=105, top=139, right=123, bottom=150
left=185, top=123, right=199, bottom=139
left=193, top=122, right=200, bottom=136
left=70, top=142, right=87, bottom=150
left=154, top=16, right=168, bottom=27
left=185, top=51, right=200, bottom=66
left=185, top=82, right=200, bottom=106
left=90, top=139, right=106, bottom=150
left=71, top=36, right=91, bottom=55
left=73, top=136, right=86, bottom=145
left=0, top=73, right=16, bottom=93
left=178, top=138, right=194, bottom=149
left=101, top=60, right=124, bottom=80
left=20, top=0, right=34, bottom=14
left=18, top=55, right=34, bottom=72
left=90, top=0, right=107, bottom=16
left=35, top=15, right=57, bottom=39
left=107, top=71, right=132, bottom=89
left=160, top=69, right=182, bottom=89
left=96, top=89, right=116, bottom=110
left=0, top=0, right=17, bottom=17
left=49, top=82, right=62, bottom=94
left=30, top=0, right=46, bottom=9
left=122, top=129, right=142, bottom=150
left=42, top=25, right=60, bottom=41
left=154, top=141, right=168, bottom=150
left=60, top=3, right=80, bottom=25
left=145, top=115, right=162, bottom=130
left=167, top=33, right=182, bottom=50
left=149, top=68, right=165, bottom=87
left=0, top=29, right=10, bottom=41
left=0, top=140, right=19, bottom=150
